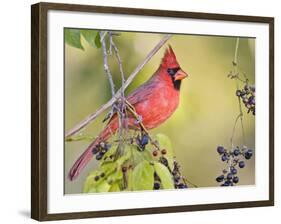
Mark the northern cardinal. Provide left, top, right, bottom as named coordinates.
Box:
left=69, top=45, right=188, bottom=181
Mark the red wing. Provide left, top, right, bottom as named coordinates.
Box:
left=104, top=81, right=157, bottom=125
left=126, top=81, right=157, bottom=106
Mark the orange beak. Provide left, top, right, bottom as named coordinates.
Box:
left=174, top=69, right=188, bottom=81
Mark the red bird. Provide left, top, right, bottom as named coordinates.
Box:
left=69, top=46, right=188, bottom=181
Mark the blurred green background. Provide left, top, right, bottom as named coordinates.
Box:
left=64, top=31, right=255, bottom=194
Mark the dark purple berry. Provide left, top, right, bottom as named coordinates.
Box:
left=216, top=175, right=224, bottom=182
left=222, top=181, right=230, bottom=186
left=248, top=96, right=255, bottom=104
left=231, top=167, right=237, bottom=175
left=140, top=134, right=149, bottom=146
left=217, top=146, right=225, bottom=154
left=92, top=147, right=99, bottom=155
left=233, top=149, right=240, bottom=156
left=239, top=161, right=245, bottom=168
left=154, top=182, right=160, bottom=190
left=96, top=153, right=104, bottom=160
left=225, top=180, right=233, bottom=186
left=236, top=90, right=242, bottom=96
left=233, top=176, right=239, bottom=184
left=221, top=155, right=228, bottom=161
left=100, top=172, right=105, bottom=178
left=240, top=90, right=246, bottom=96
left=177, top=183, right=187, bottom=189
left=244, top=149, right=253, bottom=160
left=227, top=173, right=233, bottom=180
left=94, top=176, right=100, bottom=181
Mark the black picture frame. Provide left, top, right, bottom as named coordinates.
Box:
left=31, top=2, right=274, bottom=221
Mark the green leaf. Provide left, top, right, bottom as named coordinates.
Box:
left=65, top=29, right=84, bottom=50
left=83, top=170, right=101, bottom=193
left=131, top=145, right=145, bottom=165
left=132, top=160, right=154, bottom=191
left=107, top=167, right=123, bottom=183
left=109, top=182, right=121, bottom=192
left=154, top=162, right=175, bottom=189
left=116, top=146, right=132, bottom=167
left=88, top=180, right=111, bottom=193
left=142, top=148, right=154, bottom=162
left=100, top=161, right=117, bottom=175
left=155, top=133, right=174, bottom=170
left=81, top=29, right=98, bottom=48
left=95, top=32, right=102, bottom=48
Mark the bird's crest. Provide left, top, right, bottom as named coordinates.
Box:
left=161, top=45, right=179, bottom=68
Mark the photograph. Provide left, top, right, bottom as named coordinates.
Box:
left=31, top=3, right=274, bottom=220
left=64, top=29, right=256, bottom=194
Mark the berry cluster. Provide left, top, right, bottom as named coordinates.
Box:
left=236, top=84, right=255, bottom=115
left=89, top=133, right=191, bottom=191
left=153, top=158, right=188, bottom=189
left=216, top=145, right=253, bottom=186
left=172, top=160, right=188, bottom=189
left=92, top=142, right=111, bottom=160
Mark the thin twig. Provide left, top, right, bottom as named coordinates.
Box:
left=109, top=31, right=126, bottom=143
left=230, top=113, right=243, bottom=148
left=183, top=177, right=198, bottom=188
left=100, top=31, right=115, bottom=96
left=100, top=31, right=107, bottom=42
left=233, top=38, right=239, bottom=65
left=65, top=34, right=172, bottom=138
left=237, top=95, right=246, bottom=144
left=110, top=33, right=125, bottom=90
left=230, top=37, right=246, bottom=146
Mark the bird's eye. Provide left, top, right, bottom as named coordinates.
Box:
left=167, top=67, right=180, bottom=76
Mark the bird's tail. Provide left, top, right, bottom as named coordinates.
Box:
left=68, top=120, right=118, bottom=181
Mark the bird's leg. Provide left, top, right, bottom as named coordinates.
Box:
left=124, top=100, right=148, bottom=133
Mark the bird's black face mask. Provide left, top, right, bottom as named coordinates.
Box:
left=167, top=67, right=181, bottom=90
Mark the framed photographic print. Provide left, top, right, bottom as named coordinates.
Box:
left=31, top=2, right=274, bottom=221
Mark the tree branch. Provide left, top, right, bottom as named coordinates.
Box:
left=100, top=31, right=115, bottom=96
left=65, top=34, right=172, bottom=138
